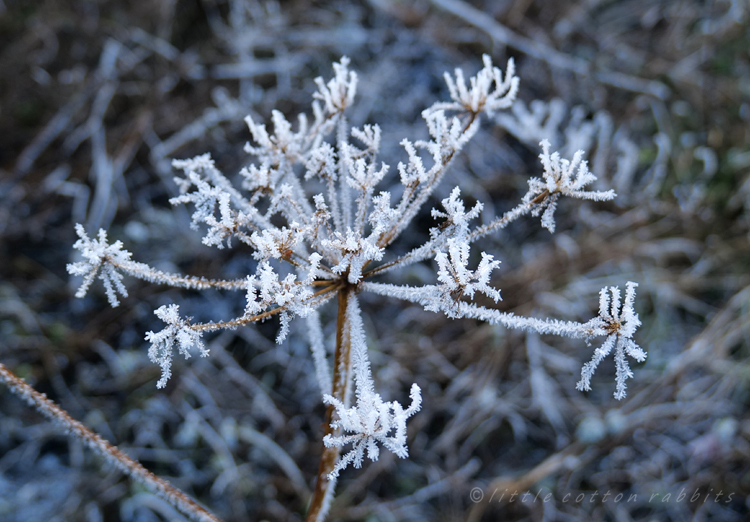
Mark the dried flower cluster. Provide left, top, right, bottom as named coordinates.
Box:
left=67, top=55, right=645, bottom=521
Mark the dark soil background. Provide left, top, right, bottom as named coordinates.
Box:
left=1, top=1, right=749, bottom=521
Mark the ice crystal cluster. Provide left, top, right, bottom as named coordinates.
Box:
left=68, top=55, right=645, bottom=487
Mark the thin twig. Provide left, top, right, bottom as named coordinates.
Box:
left=376, top=112, right=479, bottom=250
left=191, top=283, right=342, bottom=332
left=0, top=363, right=224, bottom=522
left=109, top=259, right=250, bottom=291
left=468, top=190, right=546, bottom=242
left=363, top=190, right=545, bottom=280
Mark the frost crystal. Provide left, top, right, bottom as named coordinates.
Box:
left=434, top=54, right=519, bottom=116
left=434, top=240, right=501, bottom=313
left=322, top=228, right=384, bottom=284
left=313, top=56, right=358, bottom=114
left=323, top=384, right=422, bottom=479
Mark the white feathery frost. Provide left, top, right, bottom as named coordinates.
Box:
left=434, top=54, right=520, bottom=116
left=577, top=282, right=646, bottom=400
left=322, top=295, right=422, bottom=479
left=313, top=56, right=358, bottom=115
left=67, top=224, right=132, bottom=307
left=322, top=228, right=384, bottom=284
left=525, top=139, right=616, bottom=232
left=431, top=187, right=483, bottom=239
left=145, top=304, right=208, bottom=389
left=434, top=239, right=502, bottom=310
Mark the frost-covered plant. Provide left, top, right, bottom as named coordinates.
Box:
left=576, top=282, right=646, bottom=400
left=67, top=55, right=645, bottom=522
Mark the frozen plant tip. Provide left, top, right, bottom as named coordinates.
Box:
left=434, top=54, right=519, bottom=116
left=67, top=224, right=131, bottom=307
left=323, top=384, right=422, bottom=479
left=576, top=282, right=646, bottom=400
left=526, top=139, right=616, bottom=232
left=145, top=305, right=208, bottom=389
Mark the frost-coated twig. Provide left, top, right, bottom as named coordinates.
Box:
left=365, top=192, right=538, bottom=279
left=0, top=363, right=224, bottom=522
left=468, top=191, right=544, bottom=242
left=190, top=282, right=341, bottom=333
left=68, top=224, right=249, bottom=308
left=364, top=282, right=599, bottom=337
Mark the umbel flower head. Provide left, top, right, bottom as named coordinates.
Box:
left=525, top=139, right=616, bottom=232
left=66, top=224, right=131, bottom=307
left=577, top=282, right=647, bottom=399
left=67, top=56, right=646, bottom=517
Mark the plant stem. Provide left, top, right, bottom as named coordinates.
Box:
left=306, top=286, right=353, bottom=522
left=0, top=364, right=223, bottom=522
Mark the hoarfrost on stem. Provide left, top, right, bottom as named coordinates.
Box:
left=322, top=295, right=422, bottom=479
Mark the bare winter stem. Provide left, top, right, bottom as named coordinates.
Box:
left=0, top=363, right=224, bottom=522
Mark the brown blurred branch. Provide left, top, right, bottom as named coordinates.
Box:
left=0, top=363, right=224, bottom=522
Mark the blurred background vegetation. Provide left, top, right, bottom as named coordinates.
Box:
left=1, top=0, right=749, bottom=520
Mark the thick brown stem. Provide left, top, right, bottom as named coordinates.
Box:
left=306, top=286, right=353, bottom=522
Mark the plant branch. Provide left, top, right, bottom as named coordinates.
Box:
left=363, top=191, right=545, bottom=280
left=468, top=190, right=547, bottom=243
left=377, top=112, right=479, bottom=250
left=190, top=283, right=342, bottom=333
left=0, top=363, right=224, bottom=522
left=109, top=259, right=249, bottom=291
